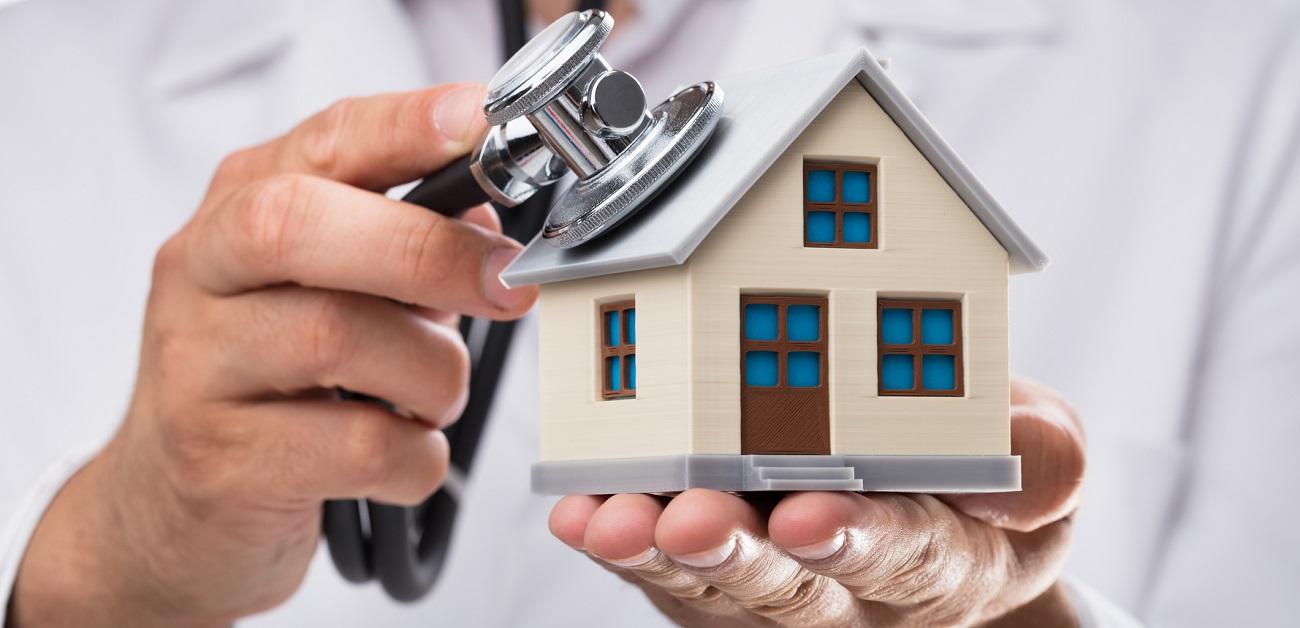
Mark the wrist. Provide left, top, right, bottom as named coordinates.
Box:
left=982, top=582, right=1080, bottom=628
left=8, top=450, right=224, bottom=628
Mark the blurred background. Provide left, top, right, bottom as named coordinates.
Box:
left=2, top=0, right=1298, bottom=626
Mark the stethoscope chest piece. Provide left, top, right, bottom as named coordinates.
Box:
left=474, top=9, right=724, bottom=248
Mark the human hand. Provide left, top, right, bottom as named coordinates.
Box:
left=9, top=83, right=537, bottom=627
left=550, top=378, right=1085, bottom=627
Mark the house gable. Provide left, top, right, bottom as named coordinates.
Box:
left=684, top=81, right=1011, bottom=456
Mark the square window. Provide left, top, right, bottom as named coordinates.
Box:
left=806, top=211, right=835, bottom=243
left=625, top=309, right=636, bottom=344
left=878, top=299, right=962, bottom=397
left=842, top=212, right=871, bottom=243
left=605, top=310, right=621, bottom=345
left=842, top=171, right=870, bottom=203
left=922, top=355, right=955, bottom=390
left=787, top=352, right=820, bottom=387
left=881, top=354, right=914, bottom=391
left=606, top=356, right=621, bottom=392
left=803, top=161, right=877, bottom=250
left=921, top=309, right=953, bottom=345
left=787, top=304, right=820, bottom=341
left=880, top=308, right=913, bottom=345
left=744, top=304, right=779, bottom=341
left=806, top=169, right=836, bottom=203
left=626, top=355, right=637, bottom=390
left=745, top=351, right=778, bottom=387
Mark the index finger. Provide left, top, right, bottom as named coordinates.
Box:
left=218, top=83, right=489, bottom=192
left=183, top=174, right=536, bottom=319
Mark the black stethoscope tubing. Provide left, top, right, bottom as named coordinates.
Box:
left=320, top=0, right=604, bottom=602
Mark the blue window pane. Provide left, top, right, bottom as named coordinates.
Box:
left=787, top=352, right=820, bottom=387
left=626, top=355, right=637, bottom=390
left=745, top=351, right=778, bottom=387
left=625, top=309, right=636, bottom=345
left=806, top=169, right=835, bottom=202
left=605, top=310, right=620, bottom=346
left=606, top=356, right=621, bottom=391
left=843, top=212, right=871, bottom=243
left=922, top=355, right=956, bottom=390
left=881, top=354, right=914, bottom=391
left=744, top=304, right=778, bottom=341
left=806, top=211, right=835, bottom=243
left=842, top=171, right=870, bottom=203
left=881, top=308, right=913, bottom=344
left=921, top=309, right=953, bottom=345
left=787, top=305, right=820, bottom=341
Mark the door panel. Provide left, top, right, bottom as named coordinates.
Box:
left=740, top=296, right=830, bottom=454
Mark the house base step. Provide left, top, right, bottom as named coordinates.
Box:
left=757, top=466, right=855, bottom=480
left=748, top=458, right=864, bottom=491
left=762, top=478, right=866, bottom=491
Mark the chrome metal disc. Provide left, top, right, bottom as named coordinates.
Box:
left=543, top=81, right=725, bottom=248
left=484, top=10, right=613, bottom=126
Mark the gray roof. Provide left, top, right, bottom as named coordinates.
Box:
left=501, top=48, right=1048, bottom=286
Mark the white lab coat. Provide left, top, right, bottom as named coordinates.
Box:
left=2, top=0, right=1297, bottom=626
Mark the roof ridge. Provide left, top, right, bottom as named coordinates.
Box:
left=502, top=47, right=1046, bottom=286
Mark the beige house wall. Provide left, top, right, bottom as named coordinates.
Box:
left=536, top=265, right=692, bottom=461
left=687, top=82, right=1011, bottom=456
left=536, top=80, right=1011, bottom=462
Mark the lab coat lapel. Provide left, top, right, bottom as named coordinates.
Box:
left=714, top=0, right=1061, bottom=77
left=146, top=0, right=430, bottom=134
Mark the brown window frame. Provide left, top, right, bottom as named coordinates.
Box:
left=877, top=299, right=963, bottom=397
left=740, top=295, right=828, bottom=390
left=803, top=160, right=878, bottom=249
left=600, top=300, right=636, bottom=400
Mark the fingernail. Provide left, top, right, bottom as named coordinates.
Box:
left=482, top=244, right=531, bottom=310
left=601, top=547, right=660, bottom=568
left=670, top=535, right=738, bottom=569
left=786, top=528, right=846, bottom=561
left=434, top=84, right=486, bottom=144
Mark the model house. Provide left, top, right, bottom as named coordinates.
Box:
left=502, top=48, right=1048, bottom=495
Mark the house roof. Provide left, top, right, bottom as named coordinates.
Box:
left=501, top=47, right=1048, bottom=287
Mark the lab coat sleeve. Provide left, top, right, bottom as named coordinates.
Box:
left=1138, top=12, right=1300, bottom=628
left=1065, top=577, right=1145, bottom=628
left=0, top=448, right=97, bottom=626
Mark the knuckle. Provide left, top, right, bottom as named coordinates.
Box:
left=213, top=148, right=256, bottom=187
left=158, top=409, right=251, bottom=501
left=299, top=292, right=362, bottom=382
left=409, top=431, right=449, bottom=501
left=409, top=89, right=451, bottom=145
left=853, top=497, right=956, bottom=603
left=424, top=328, right=471, bottom=427
left=750, top=573, right=828, bottom=620
left=150, top=234, right=187, bottom=285
left=440, top=330, right=472, bottom=390
left=397, top=214, right=460, bottom=289
left=339, top=414, right=395, bottom=490
left=300, top=97, right=356, bottom=176
left=234, top=174, right=311, bottom=271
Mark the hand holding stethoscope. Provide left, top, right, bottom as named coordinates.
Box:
left=319, top=7, right=723, bottom=602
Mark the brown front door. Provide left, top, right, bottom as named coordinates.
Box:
left=740, top=295, right=830, bottom=454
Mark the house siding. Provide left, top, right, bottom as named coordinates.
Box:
left=536, top=265, right=692, bottom=461
left=686, top=82, right=1011, bottom=456
left=535, top=80, right=1012, bottom=462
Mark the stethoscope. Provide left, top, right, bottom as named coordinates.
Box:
left=321, top=0, right=724, bottom=601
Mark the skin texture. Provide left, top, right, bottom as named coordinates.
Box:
left=550, top=378, right=1086, bottom=627
left=7, top=82, right=538, bottom=627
